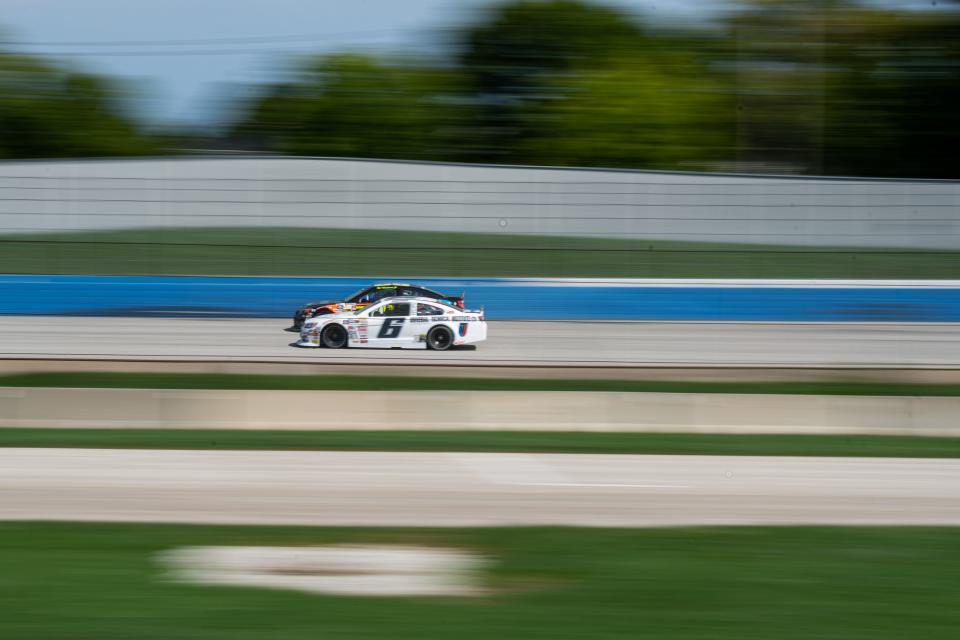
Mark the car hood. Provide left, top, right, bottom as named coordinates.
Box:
left=302, top=309, right=356, bottom=326
left=298, top=299, right=339, bottom=310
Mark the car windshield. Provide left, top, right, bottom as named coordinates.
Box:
left=344, top=287, right=371, bottom=303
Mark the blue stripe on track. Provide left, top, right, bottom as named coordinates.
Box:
left=1, top=275, right=959, bottom=321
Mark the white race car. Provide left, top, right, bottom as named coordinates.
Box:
left=296, top=296, right=487, bottom=351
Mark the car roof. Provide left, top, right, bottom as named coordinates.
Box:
left=372, top=296, right=452, bottom=305
left=348, top=296, right=480, bottom=317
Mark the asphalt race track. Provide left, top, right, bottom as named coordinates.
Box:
left=2, top=449, right=958, bottom=526
left=1, top=316, right=959, bottom=368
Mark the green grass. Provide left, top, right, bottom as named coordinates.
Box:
left=2, top=226, right=958, bottom=277
left=2, top=522, right=959, bottom=639
left=3, top=428, right=960, bottom=457
left=6, top=371, right=960, bottom=396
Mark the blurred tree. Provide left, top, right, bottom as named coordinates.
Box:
left=229, top=53, right=468, bottom=159
left=0, top=50, right=158, bottom=158
left=520, top=50, right=733, bottom=169
left=823, top=8, right=960, bottom=178
left=227, top=0, right=959, bottom=178
left=453, top=0, right=649, bottom=161
left=723, top=0, right=960, bottom=177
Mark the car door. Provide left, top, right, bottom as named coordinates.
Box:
left=365, top=301, right=413, bottom=348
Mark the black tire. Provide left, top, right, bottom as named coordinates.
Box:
left=321, top=324, right=348, bottom=349
left=426, top=326, right=454, bottom=351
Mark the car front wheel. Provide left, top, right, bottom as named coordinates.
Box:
left=321, top=324, right=348, bottom=348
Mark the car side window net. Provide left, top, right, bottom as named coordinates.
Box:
left=418, top=303, right=444, bottom=316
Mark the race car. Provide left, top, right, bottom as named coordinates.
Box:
left=296, top=296, right=486, bottom=351
left=288, top=282, right=464, bottom=331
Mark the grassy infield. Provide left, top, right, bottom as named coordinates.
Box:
left=2, top=522, right=957, bottom=640
left=4, top=229, right=959, bottom=638
left=3, top=374, right=959, bottom=639
left=2, top=226, right=960, bottom=277
left=9, top=371, right=960, bottom=396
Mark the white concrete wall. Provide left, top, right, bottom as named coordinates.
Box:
left=2, top=387, right=958, bottom=436
left=0, top=156, right=957, bottom=248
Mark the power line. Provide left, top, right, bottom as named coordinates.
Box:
left=0, top=29, right=405, bottom=48
left=3, top=45, right=397, bottom=58
left=0, top=29, right=410, bottom=58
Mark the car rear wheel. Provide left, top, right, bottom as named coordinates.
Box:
left=321, top=324, right=348, bottom=348
left=426, top=326, right=453, bottom=351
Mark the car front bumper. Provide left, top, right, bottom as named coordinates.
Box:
left=295, top=326, right=322, bottom=347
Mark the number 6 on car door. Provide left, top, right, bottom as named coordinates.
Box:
left=366, top=301, right=412, bottom=346
left=378, top=317, right=405, bottom=339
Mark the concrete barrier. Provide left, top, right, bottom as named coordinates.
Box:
left=2, top=156, right=958, bottom=249
left=2, top=387, right=959, bottom=436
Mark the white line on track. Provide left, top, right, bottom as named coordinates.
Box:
left=448, top=452, right=574, bottom=485
left=518, top=483, right=691, bottom=489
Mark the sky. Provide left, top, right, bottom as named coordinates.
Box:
left=0, top=0, right=728, bottom=126
left=0, top=0, right=947, bottom=127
